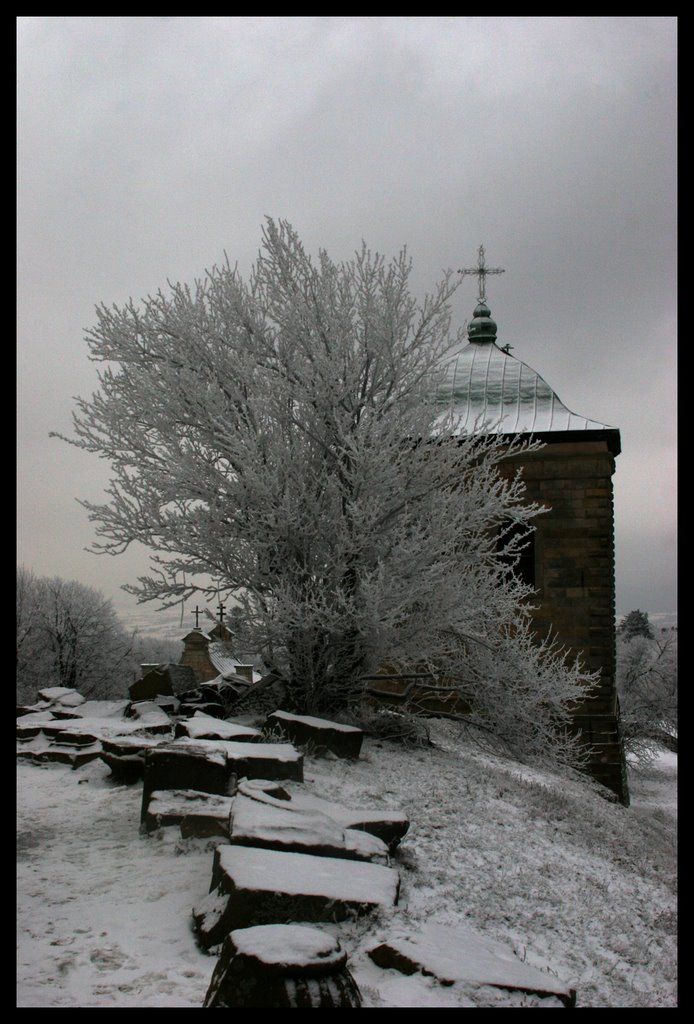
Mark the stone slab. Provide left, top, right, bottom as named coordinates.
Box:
left=172, top=737, right=304, bottom=783
left=203, top=925, right=361, bottom=1007
left=266, top=710, right=363, bottom=759
left=127, top=702, right=174, bottom=733
left=229, top=792, right=389, bottom=864
left=193, top=844, right=400, bottom=948
left=36, top=687, right=85, bottom=707
left=367, top=922, right=576, bottom=1007
left=174, top=715, right=262, bottom=743
left=16, top=735, right=103, bottom=768
left=143, top=788, right=233, bottom=836
left=140, top=743, right=232, bottom=825
left=100, top=735, right=168, bottom=782
left=237, top=778, right=409, bottom=853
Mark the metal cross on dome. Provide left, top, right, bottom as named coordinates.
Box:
left=458, top=245, right=505, bottom=303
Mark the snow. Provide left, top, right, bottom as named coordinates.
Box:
left=229, top=924, right=344, bottom=969
left=229, top=792, right=389, bottom=862
left=16, top=720, right=677, bottom=1007
left=231, top=794, right=347, bottom=847
left=172, top=737, right=302, bottom=763
left=37, top=687, right=86, bottom=706
left=369, top=921, right=574, bottom=997
left=147, top=789, right=233, bottom=822
left=180, top=715, right=261, bottom=741
left=19, top=714, right=167, bottom=740
left=214, top=844, right=400, bottom=906
left=266, top=785, right=408, bottom=831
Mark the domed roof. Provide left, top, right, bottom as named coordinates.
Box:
left=435, top=300, right=620, bottom=444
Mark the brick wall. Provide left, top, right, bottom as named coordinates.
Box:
left=498, top=438, right=629, bottom=803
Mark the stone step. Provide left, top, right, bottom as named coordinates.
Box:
left=16, top=735, right=102, bottom=768
left=367, top=922, right=576, bottom=1007
left=174, top=716, right=262, bottom=743
left=193, top=844, right=400, bottom=949
left=203, top=924, right=362, bottom=1007
left=140, top=739, right=303, bottom=825
left=238, top=778, right=409, bottom=853
left=143, top=788, right=233, bottom=837
left=229, top=791, right=390, bottom=863
left=173, top=737, right=304, bottom=782
left=265, top=710, right=363, bottom=759
left=100, top=735, right=169, bottom=783
left=141, top=743, right=232, bottom=824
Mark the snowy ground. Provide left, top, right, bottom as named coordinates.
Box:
left=16, top=721, right=677, bottom=1008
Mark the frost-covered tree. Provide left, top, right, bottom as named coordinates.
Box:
left=617, top=609, right=654, bottom=641
left=617, top=624, right=677, bottom=764
left=17, top=567, right=57, bottom=698
left=53, top=219, right=595, bottom=765
left=16, top=569, right=134, bottom=702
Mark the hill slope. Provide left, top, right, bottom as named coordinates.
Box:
left=16, top=719, right=676, bottom=1007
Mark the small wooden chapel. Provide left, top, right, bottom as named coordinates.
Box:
left=439, top=248, right=628, bottom=804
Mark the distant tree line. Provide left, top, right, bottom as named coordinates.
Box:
left=16, top=567, right=180, bottom=704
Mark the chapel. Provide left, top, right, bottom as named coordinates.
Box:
left=438, top=248, right=629, bottom=804
left=179, top=619, right=256, bottom=687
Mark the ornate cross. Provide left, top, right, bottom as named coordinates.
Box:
left=217, top=603, right=226, bottom=630
left=191, top=605, right=203, bottom=629
left=459, top=245, right=505, bottom=303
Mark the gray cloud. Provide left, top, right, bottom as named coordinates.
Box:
left=18, top=16, right=677, bottom=628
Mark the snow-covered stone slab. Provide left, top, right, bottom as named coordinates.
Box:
left=238, top=778, right=409, bottom=852
left=174, top=714, right=262, bottom=743
left=172, top=737, right=304, bottom=783
left=30, top=716, right=168, bottom=744
left=143, top=788, right=233, bottom=837
left=203, top=924, right=362, bottom=1007
left=140, top=743, right=232, bottom=824
left=70, top=699, right=131, bottom=719
left=100, top=735, right=168, bottom=782
left=367, top=922, right=576, bottom=1007
left=16, top=715, right=53, bottom=739
left=41, top=726, right=102, bottom=747
left=229, top=792, right=390, bottom=864
left=16, top=734, right=103, bottom=768
left=17, top=704, right=53, bottom=718
left=36, top=687, right=86, bottom=707
left=266, top=710, right=363, bottom=759
left=193, top=844, right=400, bottom=948
left=127, top=702, right=174, bottom=733
left=147, top=694, right=181, bottom=714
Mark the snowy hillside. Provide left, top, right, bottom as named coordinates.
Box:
left=17, top=719, right=676, bottom=1008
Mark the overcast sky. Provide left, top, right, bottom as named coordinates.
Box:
left=17, top=16, right=677, bottom=634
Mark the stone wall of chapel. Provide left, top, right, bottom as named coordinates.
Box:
left=499, top=440, right=618, bottom=715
